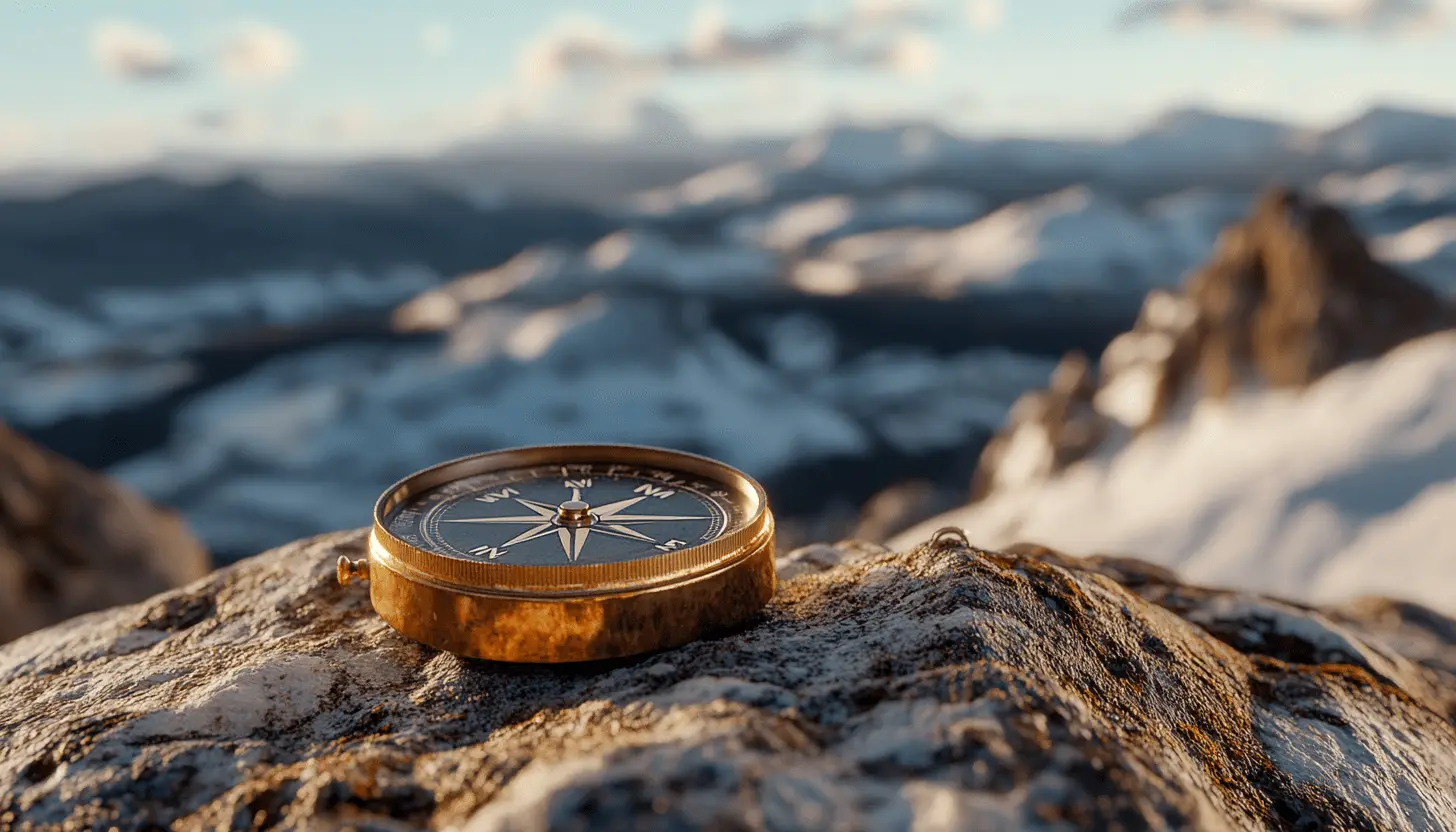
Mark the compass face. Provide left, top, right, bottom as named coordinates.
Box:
left=384, top=461, right=753, bottom=567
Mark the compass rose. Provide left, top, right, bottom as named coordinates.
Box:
left=442, top=490, right=710, bottom=562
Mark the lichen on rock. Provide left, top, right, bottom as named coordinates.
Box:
left=2, top=530, right=1453, bottom=830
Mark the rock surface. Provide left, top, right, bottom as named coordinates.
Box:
left=972, top=186, right=1455, bottom=496
left=2, top=530, right=1454, bottom=830
left=0, top=421, right=209, bottom=644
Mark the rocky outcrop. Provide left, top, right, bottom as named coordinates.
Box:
left=972, top=187, right=1455, bottom=497
left=0, top=422, right=209, bottom=644
left=3, top=529, right=1453, bottom=830
left=1160, top=187, right=1452, bottom=409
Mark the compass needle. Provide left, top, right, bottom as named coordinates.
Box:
left=557, top=527, right=589, bottom=562
left=442, top=515, right=553, bottom=524
left=592, top=496, right=648, bottom=518
left=603, top=515, right=712, bottom=523
left=592, top=524, right=656, bottom=543
left=513, top=498, right=562, bottom=518
left=501, top=523, right=558, bottom=548
left=365, top=445, right=773, bottom=662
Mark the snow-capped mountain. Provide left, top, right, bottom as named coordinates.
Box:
left=392, top=231, right=779, bottom=323
left=893, top=333, right=1456, bottom=615
left=631, top=161, right=775, bottom=217
left=791, top=187, right=1188, bottom=296
left=892, top=185, right=1455, bottom=614
left=1319, top=163, right=1456, bottom=208
left=0, top=267, right=439, bottom=426
left=1373, top=218, right=1456, bottom=294
left=625, top=104, right=1456, bottom=227
left=1104, top=108, right=1298, bottom=178
left=581, top=230, right=779, bottom=295
left=109, top=294, right=1054, bottom=557
left=0, top=175, right=612, bottom=302
left=1314, top=106, right=1456, bottom=169
left=723, top=188, right=988, bottom=253
left=783, top=124, right=958, bottom=188
left=1145, top=189, right=1254, bottom=262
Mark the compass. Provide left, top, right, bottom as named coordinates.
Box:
left=339, top=444, right=776, bottom=663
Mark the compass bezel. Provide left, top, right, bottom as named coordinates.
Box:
left=371, top=444, right=771, bottom=595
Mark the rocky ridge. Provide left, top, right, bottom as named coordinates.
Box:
left=972, top=186, right=1456, bottom=498
left=2, top=529, right=1453, bottom=830
left=0, top=421, right=209, bottom=644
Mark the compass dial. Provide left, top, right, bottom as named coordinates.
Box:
left=383, top=461, right=752, bottom=567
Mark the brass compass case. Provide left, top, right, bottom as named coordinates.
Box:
left=340, top=444, right=777, bottom=663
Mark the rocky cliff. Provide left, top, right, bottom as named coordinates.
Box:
left=2, top=529, right=1453, bottom=830
left=0, top=422, right=209, bottom=644
left=972, top=187, right=1455, bottom=498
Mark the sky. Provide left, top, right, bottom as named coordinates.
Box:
left=1, top=0, right=1455, bottom=170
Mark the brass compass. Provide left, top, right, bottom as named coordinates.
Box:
left=338, top=444, right=776, bottom=663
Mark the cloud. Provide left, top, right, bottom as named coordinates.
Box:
left=220, top=22, right=299, bottom=82
left=91, top=20, right=188, bottom=81
left=837, top=32, right=940, bottom=75
left=673, top=5, right=830, bottom=68
left=520, top=17, right=645, bottom=86
left=421, top=22, right=454, bottom=57
left=967, top=0, right=1005, bottom=30
left=0, top=117, right=43, bottom=166
left=520, top=2, right=947, bottom=87
left=1116, top=0, right=1447, bottom=35
left=463, top=82, right=701, bottom=147
left=851, top=0, right=945, bottom=27
left=887, top=33, right=940, bottom=75
left=318, top=106, right=374, bottom=139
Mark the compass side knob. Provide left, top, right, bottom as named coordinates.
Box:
left=337, top=556, right=371, bottom=586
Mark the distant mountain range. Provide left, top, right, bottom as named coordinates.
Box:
left=6, top=103, right=1454, bottom=207
left=0, top=175, right=615, bottom=301
left=4, top=103, right=1452, bottom=303
left=636, top=104, right=1456, bottom=217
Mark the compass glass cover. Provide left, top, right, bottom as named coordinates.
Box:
left=383, top=461, right=755, bottom=567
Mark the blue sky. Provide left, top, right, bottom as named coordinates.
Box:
left=1, top=0, right=1454, bottom=169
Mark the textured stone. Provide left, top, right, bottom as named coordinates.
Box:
left=0, top=421, right=209, bottom=644
left=2, top=530, right=1453, bottom=830
left=971, top=187, right=1455, bottom=497
left=1159, top=187, right=1452, bottom=412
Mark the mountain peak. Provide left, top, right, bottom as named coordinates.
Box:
left=969, top=185, right=1454, bottom=500
left=1135, top=106, right=1290, bottom=142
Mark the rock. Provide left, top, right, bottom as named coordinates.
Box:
left=1160, top=187, right=1452, bottom=411
left=3, top=529, right=1453, bottom=830
left=0, top=422, right=210, bottom=644
left=774, top=539, right=889, bottom=581
left=971, top=186, right=1455, bottom=496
